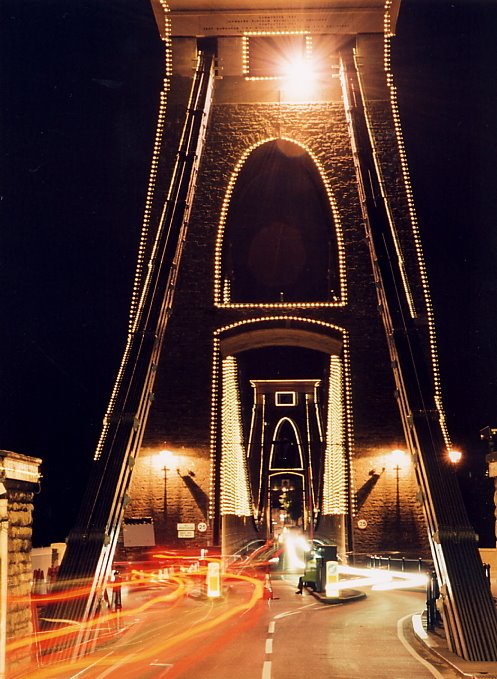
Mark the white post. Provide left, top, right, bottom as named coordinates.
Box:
left=207, top=562, right=221, bottom=598
left=325, top=560, right=339, bottom=598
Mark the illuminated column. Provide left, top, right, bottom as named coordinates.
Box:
left=322, top=355, right=348, bottom=555
left=220, top=356, right=252, bottom=517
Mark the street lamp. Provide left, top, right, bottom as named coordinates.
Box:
left=388, top=449, right=410, bottom=473
left=386, top=449, right=410, bottom=519
left=158, top=450, right=177, bottom=521
left=448, top=449, right=462, bottom=465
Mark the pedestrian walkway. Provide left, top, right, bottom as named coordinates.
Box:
left=413, top=613, right=497, bottom=678
left=412, top=574, right=497, bottom=678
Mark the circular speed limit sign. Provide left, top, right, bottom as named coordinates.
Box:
left=197, top=522, right=207, bottom=533
left=357, top=519, right=368, bottom=530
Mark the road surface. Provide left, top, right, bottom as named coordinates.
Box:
left=16, top=570, right=459, bottom=679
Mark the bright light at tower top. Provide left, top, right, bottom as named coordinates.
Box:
left=244, top=34, right=312, bottom=75
left=448, top=449, right=462, bottom=464
left=280, top=52, right=317, bottom=95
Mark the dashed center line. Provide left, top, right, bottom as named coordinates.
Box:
left=262, top=618, right=277, bottom=677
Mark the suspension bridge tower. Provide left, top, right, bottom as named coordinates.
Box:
left=125, top=0, right=430, bottom=560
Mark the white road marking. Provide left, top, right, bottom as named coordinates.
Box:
left=265, top=638, right=273, bottom=654
left=92, top=645, right=151, bottom=679
left=262, top=660, right=272, bottom=679
left=397, top=614, right=445, bottom=679
left=69, top=651, right=115, bottom=678
left=273, top=602, right=318, bottom=621
left=268, top=621, right=275, bottom=634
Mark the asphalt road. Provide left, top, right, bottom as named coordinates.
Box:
left=18, top=572, right=460, bottom=679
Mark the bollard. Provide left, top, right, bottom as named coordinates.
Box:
left=207, top=561, right=221, bottom=598
left=325, top=560, right=339, bottom=598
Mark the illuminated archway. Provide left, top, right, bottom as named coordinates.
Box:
left=212, top=317, right=354, bottom=551
left=215, top=138, right=345, bottom=307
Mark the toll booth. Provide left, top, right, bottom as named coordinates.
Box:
left=303, top=545, right=337, bottom=593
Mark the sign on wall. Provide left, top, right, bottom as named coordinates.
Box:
left=177, top=522, right=195, bottom=538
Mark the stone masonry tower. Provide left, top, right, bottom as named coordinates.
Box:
left=125, top=0, right=443, bottom=559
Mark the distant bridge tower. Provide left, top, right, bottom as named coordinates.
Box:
left=128, top=0, right=429, bottom=559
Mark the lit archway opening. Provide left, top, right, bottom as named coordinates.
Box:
left=222, top=139, right=340, bottom=304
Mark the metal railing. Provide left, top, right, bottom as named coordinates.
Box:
left=368, top=554, right=427, bottom=572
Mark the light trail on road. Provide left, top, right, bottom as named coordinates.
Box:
left=12, top=565, right=265, bottom=679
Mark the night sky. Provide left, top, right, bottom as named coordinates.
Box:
left=2, top=1, right=497, bottom=546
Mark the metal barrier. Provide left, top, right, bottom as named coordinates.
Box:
left=368, top=554, right=427, bottom=572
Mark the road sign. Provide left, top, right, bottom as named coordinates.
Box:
left=177, top=530, right=194, bottom=538
left=197, top=522, right=207, bottom=532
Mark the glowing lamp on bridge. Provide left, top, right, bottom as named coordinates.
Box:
left=158, top=449, right=177, bottom=471
left=387, top=449, right=410, bottom=474
left=156, top=449, right=178, bottom=521
left=280, top=53, right=317, bottom=100
left=448, top=449, right=462, bottom=465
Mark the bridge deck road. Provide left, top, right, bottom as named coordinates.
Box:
left=22, top=575, right=459, bottom=679
left=188, top=576, right=457, bottom=679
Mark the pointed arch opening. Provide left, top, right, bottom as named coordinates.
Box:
left=270, top=417, right=304, bottom=470
left=219, top=139, right=342, bottom=305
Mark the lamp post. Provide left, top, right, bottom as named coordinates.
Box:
left=158, top=450, right=177, bottom=522
left=387, top=449, right=410, bottom=520
left=448, top=449, right=462, bottom=465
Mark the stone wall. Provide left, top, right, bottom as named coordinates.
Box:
left=7, top=486, right=36, bottom=640
left=1, top=450, right=42, bottom=676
